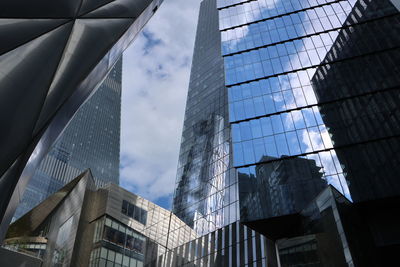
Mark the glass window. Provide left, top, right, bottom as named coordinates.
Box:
left=264, top=136, right=278, bottom=157
left=141, top=209, right=147, bottom=225
left=292, top=110, right=306, bottom=129
left=253, top=96, right=265, bottom=116
left=282, top=113, right=295, bottom=131
left=107, top=250, right=115, bottom=262
left=126, top=235, right=135, bottom=250
left=122, top=200, right=128, bottom=215
left=250, top=120, right=262, bottom=138
left=244, top=98, right=256, bottom=118
left=122, top=201, right=148, bottom=225
left=103, top=226, right=125, bottom=247
left=271, top=115, right=284, bottom=134
left=303, top=108, right=318, bottom=127
left=122, top=256, right=130, bottom=267
left=234, top=101, right=246, bottom=121
left=133, top=207, right=140, bottom=222
left=101, top=248, right=108, bottom=259
left=115, top=253, right=123, bottom=264
left=298, top=129, right=312, bottom=153
left=309, top=127, right=324, bottom=150
left=276, top=133, right=289, bottom=156
left=243, top=140, right=256, bottom=164
left=133, top=238, right=145, bottom=253
left=232, top=124, right=241, bottom=142
left=240, top=121, right=252, bottom=141
left=230, top=86, right=242, bottom=101
left=111, top=220, right=119, bottom=230
left=286, top=131, right=301, bottom=156
left=251, top=81, right=262, bottom=96
left=127, top=204, right=134, bottom=218
left=259, top=117, right=272, bottom=137
left=273, top=92, right=286, bottom=112
left=234, top=143, right=244, bottom=166
left=262, top=94, right=276, bottom=114
left=283, top=90, right=296, bottom=109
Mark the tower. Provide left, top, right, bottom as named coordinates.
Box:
left=13, top=58, right=122, bottom=220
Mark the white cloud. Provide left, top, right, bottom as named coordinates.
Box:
left=223, top=0, right=280, bottom=49
left=120, top=0, right=201, bottom=207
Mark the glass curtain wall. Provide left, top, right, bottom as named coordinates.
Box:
left=172, top=0, right=238, bottom=237
left=90, top=216, right=146, bottom=267
left=218, top=0, right=400, bottom=221
left=157, top=0, right=400, bottom=265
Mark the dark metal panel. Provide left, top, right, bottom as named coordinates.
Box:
left=0, top=22, right=73, bottom=178
left=0, top=0, right=81, bottom=18
left=83, top=0, right=152, bottom=18
left=0, top=19, right=69, bottom=56
left=78, top=0, right=114, bottom=16
left=33, top=18, right=133, bottom=134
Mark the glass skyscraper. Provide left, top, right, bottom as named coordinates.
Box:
left=13, top=58, right=122, bottom=221
left=157, top=0, right=400, bottom=266
left=172, top=0, right=235, bottom=236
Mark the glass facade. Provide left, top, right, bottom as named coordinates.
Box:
left=157, top=0, right=400, bottom=265
left=13, top=58, right=122, bottom=221
left=90, top=216, right=146, bottom=267
left=122, top=200, right=148, bottom=225
left=156, top=221, right=277, bottom=267
left=172, top=0, right=238, bottom=236
left=94, top=183, right=198, bottom=267
left=3, top=239, right=47, bottom=260
left=156, top=186, right=355, bottom=267
left=219, top=0, right=400, bottom=221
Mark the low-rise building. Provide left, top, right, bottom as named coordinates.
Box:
left=4, top=170, right=196, bottom=267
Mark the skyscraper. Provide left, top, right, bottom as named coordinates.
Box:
left=13, top=58, right=122, bottom=221
left=159, top=0, right=400, bottom=265
left=172, top=0, right=234, bottom=236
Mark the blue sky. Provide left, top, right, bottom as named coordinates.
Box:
left=120, top=0, right=201, bottom=209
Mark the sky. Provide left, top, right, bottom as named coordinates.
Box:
left=120, top=0, right=201, bottom=210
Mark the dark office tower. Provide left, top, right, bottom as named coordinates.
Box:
left=13, top=58, right=122, bottom=221
left=310, top=0, right=400, bottom=263
left=172, top=0, right=237, bottom=236
left=311, top=0, right=400, bottom=202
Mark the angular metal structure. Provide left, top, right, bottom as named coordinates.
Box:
left=0, top=0, right=163, bottom=240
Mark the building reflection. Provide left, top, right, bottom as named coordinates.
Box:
left=173, top=114, right=229, bottom=235
left=240, top=155, right=326, bottom=222
left=171, top=0, right=237, bottom=238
